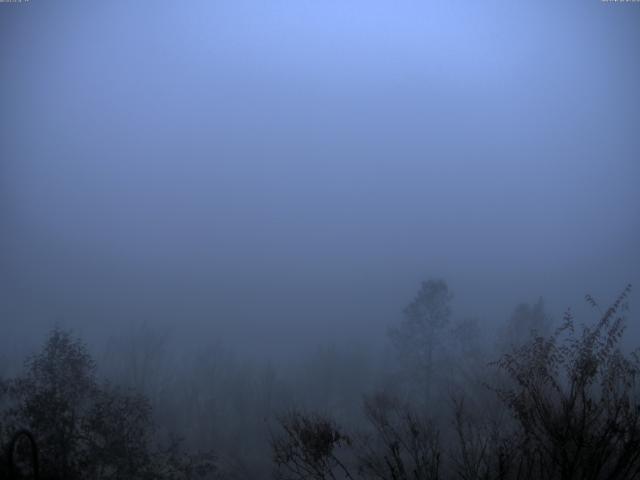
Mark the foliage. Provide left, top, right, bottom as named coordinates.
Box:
left=0, top=328, right=216, bottom=480
left=493, top=284, right=640, bottom=479
left=272, top=285, right=640, bottom=480
left=2, top=284, right=638, bottom=480
left=272, top=394, right=442, bottom=480
left=272, top=410, right=353, bottom=480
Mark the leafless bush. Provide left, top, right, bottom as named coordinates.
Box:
left=271, top=395, right=441, bottom=480
left=493, top=284, right=640, bottom=480
left=272, top=410, right=354, bottom=480
left=358, top=393, right=441, bottom=480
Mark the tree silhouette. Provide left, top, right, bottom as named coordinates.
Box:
left=494, top=284, right=640, bottom=479
left=389, top=279, right=452, bottom=403
left=0, top=328, right=216, bottom=480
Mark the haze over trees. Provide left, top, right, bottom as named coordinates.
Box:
left=389, top=279, right=452, bottom=404
left=0, top=328, right=215, bottom=480
left=1, top=282, right=637, bottom=479
left=271, top=284, right=639, bottom=480
left=1, top=0, right=638, bottom=479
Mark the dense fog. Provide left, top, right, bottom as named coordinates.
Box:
left=1, top=1, right=639, bottom=479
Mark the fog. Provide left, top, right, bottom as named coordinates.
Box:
left=1, top=2, right=639, bottom=477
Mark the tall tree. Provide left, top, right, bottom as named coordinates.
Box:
left=500, top=297, right=551, bottom=350
left=0, top=328, right=216, bottom=480
left=389, top=279, right=452, bottom=403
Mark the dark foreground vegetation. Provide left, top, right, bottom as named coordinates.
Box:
left=0, top=328, right=216, bottom=480
left=0, top=282, right=637, bottom=479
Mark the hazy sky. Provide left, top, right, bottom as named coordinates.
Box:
left=1, top=0, right=639, bottom=356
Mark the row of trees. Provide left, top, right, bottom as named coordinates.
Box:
left=272, top=283, right=640, bottom=479
left=0, top=280, right=635, bottom=479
